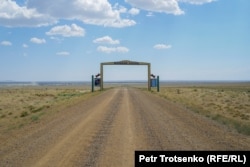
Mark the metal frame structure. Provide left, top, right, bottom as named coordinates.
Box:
left=100, top=60, right=151, bottom=91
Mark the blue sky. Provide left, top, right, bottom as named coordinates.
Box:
left=0, top=0, right=249, bottom=81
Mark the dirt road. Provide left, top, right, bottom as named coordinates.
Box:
left=1, top=87, right=250, bottom=166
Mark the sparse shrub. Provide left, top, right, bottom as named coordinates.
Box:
left=20, top=111, right=28, bottom=117
left=28, top=105, right=35, bottom=111
left=31, top=115, right=39, bottom=121
left=240, top=114, right=249, bottom=120
left=29, top=105, right=50, bottom=113
left=234, top=122, right=250, bottom=135
left=30, top=106, right=44, bottom=113
left=176, top=89, right=180, bottom=94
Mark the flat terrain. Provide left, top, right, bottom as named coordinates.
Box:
left=156, top=82, right=250, bottom=135
left=0, top=86, right=92, bottom=132
left=1, top=87, right=250, bottom=166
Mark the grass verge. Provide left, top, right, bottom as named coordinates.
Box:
left=150, top=84, right=250, bottom=135
left=0, top=86, right=103, bottom=133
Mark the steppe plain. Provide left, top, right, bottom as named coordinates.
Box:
left=0, top=82, right=250, bottom=166
left=0, top=85, right=92, bottom=131
left=154, top=82, right=250, bottom=135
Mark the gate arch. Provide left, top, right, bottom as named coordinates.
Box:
left=100, top=60, right=151, bottom=91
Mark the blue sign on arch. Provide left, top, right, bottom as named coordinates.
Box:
left=95, top=78, right=101, bottom=86
left=151, top=79, right=157, bottom=87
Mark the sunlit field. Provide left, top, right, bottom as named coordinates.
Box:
left=0, top=85, right=95, bottom=133
left=152, top=82, right=250, bottom=135
left=1, top=82, right=250, bottom=136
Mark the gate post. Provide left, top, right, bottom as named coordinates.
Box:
left=100, top=63, right=104, bottom=91
left=148, top=64, right=151, bottom=91
left=91, top=75, right=94, bottom=92
left=157, top=76, right=160, bottom=92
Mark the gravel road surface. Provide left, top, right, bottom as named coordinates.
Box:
left=1, top=87, right=250, bottom=166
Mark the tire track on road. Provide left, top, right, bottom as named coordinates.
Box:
left=81, top=88, right=124, bottom=167
left=33, top=89, right=121, bottom=167
left=96, top=87, right=139, bottom=167
left=128, top=89, right=166, bottom=150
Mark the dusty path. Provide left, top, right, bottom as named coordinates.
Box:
left=1, top=87, right=250, bottom=166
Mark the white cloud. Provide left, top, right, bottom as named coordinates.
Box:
left=114, top=3, right=127, bottom=13
left=1, top=41, right=12, bottom=46
left=179, top=0, right=216, bottom=5
left=0, top=0, right=56, bottom=27
left=26, top=0, right=136, bottom=28
left=126, top=0, right=216, bottom=15
left=125, top=0, right=184, bottom=15
left=46, top=24, right=85, bottom=37
left=0, top=0, right=216, bottom=27
left=30, top=37, right=46, bottom=44
left=97, top=46, right=129, bottom=53
left=146, top=12, right=154, bottom=17
left=128, top=8, right=140, bottom=15
left=93, top=36, right=120, bottom=45
left=56, top=51, right=70, bottom=56
left=0, top=0, right=135, bottom=28
left=116, top=47, right=130, bottom=53
left=94, top=35, right=129, bottom=53
left=106, top=19, right=135, bottom=28
left=113, top=4, right=139, bottom=16
left=154, top=44, right=172, bottom=49
left=50, top=36, right=64, bottom=43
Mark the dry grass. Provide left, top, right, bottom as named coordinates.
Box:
left=151, top=83, right=250, bottom=135
left=0, top=85, right=98, bottom=133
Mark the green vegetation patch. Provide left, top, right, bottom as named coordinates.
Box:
left=57, top=92, right=82, bottom=98
left=31, top=115, right=40, bottom=121
left=211, top=114, right=250, bottom=135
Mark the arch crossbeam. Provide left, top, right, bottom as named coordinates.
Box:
left=100, top=60, right=151, bottom=90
